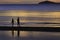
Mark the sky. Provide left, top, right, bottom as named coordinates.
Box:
left=0, top=0, right=60, bottom=4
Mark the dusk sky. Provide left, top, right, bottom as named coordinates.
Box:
left=0, top=0, right=60, bottom=4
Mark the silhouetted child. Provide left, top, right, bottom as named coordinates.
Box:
left=11, top=18, right=14, bottom=37
left=17, top=17, right=20, bottom=38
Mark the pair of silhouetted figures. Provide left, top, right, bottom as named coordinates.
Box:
left=11, top=17, right=20, bottom=38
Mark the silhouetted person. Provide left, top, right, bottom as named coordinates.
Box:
left=17, top=17, right=20, bottom=26
left=11, top=18, right=14, bottom=38
left=17, top=17, right=20, bottom=38
left=12, top=18, right=14, bottom=25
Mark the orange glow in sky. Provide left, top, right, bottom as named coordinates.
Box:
left=0, top=0, right=60, bottom=4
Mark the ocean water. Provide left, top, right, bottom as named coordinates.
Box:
left=0, top=4, right=60, bottom=40
left=0, top=4, right=60, bottom=11
left=0, top=16, right=60, bottom=40
left=0, top=31, right=60, bottom=40
left=0, top=16, right=60, bottom=27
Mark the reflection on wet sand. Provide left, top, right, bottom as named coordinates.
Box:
left=1, top=31, right=60, bottom=38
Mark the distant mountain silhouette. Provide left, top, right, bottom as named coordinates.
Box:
left=39, top=1, right=60, bottom=4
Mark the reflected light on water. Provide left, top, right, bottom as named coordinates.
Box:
left=0, top=10, right=60, bottom=27
left=20, top=31, right=30, bottom=37
left=0, top=31, right=60, bottom=38
left=0, top=10, right=60, bottom=38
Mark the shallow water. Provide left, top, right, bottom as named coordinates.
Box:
left=0, top=10, right=60, bottom=40
left=0, top=31, right=60, bottom=40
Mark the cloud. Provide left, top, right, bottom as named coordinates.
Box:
left=49, top=0, right=60, bottom=3
left=0, top=0, right=45, bottom=4
left=0, top=0, right=60, bottom=4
